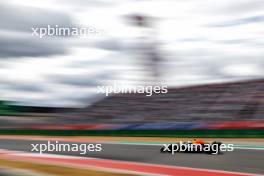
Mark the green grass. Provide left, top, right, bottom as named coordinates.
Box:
left=0, top=129, right=263, bottom=138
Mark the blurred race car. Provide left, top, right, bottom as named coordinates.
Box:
left=160, top=139, right=223, bottom=154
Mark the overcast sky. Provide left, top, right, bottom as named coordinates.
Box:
left=0, top=0, right=264, bottom=107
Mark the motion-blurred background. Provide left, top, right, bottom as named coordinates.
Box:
left=0, top=0, right=264, bottom=175
left=0, top=0, right=263, bottom=132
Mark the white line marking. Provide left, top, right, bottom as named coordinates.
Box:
left=0, top=149, right=258, bottom=176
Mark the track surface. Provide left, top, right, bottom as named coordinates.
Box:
left=0, top=139, right=263, bottom=175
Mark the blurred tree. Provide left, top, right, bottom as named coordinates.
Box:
left=0, top=101, right=19, bottom=115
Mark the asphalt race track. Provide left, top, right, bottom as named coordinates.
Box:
left=0, top=139, right=263, bottom=175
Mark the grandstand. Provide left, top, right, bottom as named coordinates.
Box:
left=77, top=79, right=264, bottom=123
left=0, top=79, right=263, bottom=129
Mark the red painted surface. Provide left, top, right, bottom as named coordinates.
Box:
left=0, top=150, right=253, bottom=176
